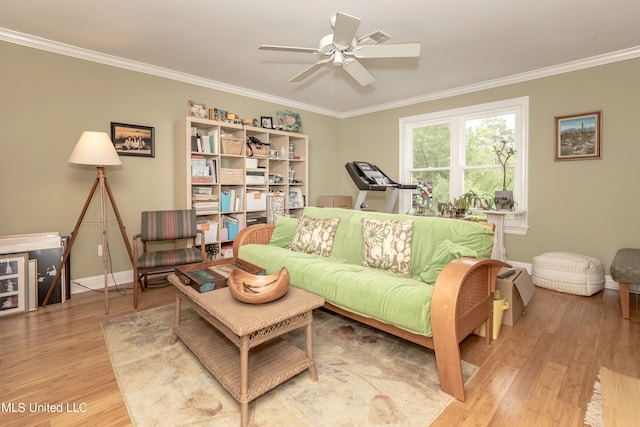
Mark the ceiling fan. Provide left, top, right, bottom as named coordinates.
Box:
left=259, top=12, right=421, bottom=86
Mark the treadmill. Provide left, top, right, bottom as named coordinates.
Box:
left=345, top=161, right=417, bottom=213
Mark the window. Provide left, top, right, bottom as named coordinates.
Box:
left=399, top=97, right=528, bottom=234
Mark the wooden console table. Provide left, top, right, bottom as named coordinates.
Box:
left=167, top=273, right=324, bottom=427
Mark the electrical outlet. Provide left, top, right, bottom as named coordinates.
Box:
left=98, top=244, right=103, bottom=257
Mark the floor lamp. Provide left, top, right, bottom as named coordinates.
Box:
left=42, top=131, right=133, bottom=313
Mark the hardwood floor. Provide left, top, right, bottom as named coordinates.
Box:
left=0, top=279, right=637, bottom=426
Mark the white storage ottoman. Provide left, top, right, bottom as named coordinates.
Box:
left=532, top=251, right=604, bottom=296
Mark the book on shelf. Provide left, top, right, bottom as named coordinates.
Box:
left=192, top=203, right=219, bottom=215
left=245, top=166, right=266, bottom=184
left=192, top=190, right=219, bottom=214
left=207, top=129, right=218, bottom=153
left=190, top=128, right=218, bottom=153
left=191, top=156, right=217, bottom=184
left=207, top=158, right=218, bottom=183
left=220, top=188, right=245, bottom=212
left=193, top=186, right=214, bottom=196
left=245, top=167, right=266, bottom=175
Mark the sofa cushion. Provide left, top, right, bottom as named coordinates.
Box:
left=419, top=239, right=478, bottom=284
left=238, top=243, right=434, bottom=336
left=288, top=214, right=340, bottom=257
left=361, top=217, right=413, bottom=275
left=269, top=215, right=299, bottom=248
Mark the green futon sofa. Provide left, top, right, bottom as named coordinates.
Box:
left=233, top=206, right=506, bottom=401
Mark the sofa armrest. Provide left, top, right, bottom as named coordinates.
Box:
left=232, top=224, right=275, bottom=257
left=430, top=256, right=508, bottom=400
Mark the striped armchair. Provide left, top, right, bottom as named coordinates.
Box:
left=132, top=209, right=205, bottom=307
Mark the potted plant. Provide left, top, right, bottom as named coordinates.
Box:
left=453, top=190, right=479, bottom=216
left=452, top=196, right=468, bottom=217
left=437, top=200, right=456, bottom=218
left=494, top=139, right=516, bottom=210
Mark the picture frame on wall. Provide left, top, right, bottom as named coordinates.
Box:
left=554, top=111, right=602, bottom=161
left=0, top=252, right=28, bottom=317
left=111, top=122, right=155, bottom=158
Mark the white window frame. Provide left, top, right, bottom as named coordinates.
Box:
left=399, top=96, right=529, bottom=235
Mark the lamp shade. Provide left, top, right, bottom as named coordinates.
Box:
left=68, top=131, right=122, bottom=166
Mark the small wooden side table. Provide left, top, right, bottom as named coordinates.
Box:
left=473, top=209, right=526, bottom=262
left=167, top=273, right=324, bottom=427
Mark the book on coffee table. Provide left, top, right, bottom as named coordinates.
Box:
left=175, top=258, right=265, bottom=293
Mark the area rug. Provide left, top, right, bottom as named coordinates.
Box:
left=101, top=304, right=477, bottom=426
left=584, top=367, right=640, bottom=427
left=584, top=373, right=603, bottom=427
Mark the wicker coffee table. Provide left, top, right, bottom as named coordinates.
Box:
left=167, top=273, right=324, bottom=427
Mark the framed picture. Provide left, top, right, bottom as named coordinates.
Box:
left=0, top=253, right=28, bottom=317
left=554, top=111, right=602, bottom=161
left=29, top=235, right=70, bottom=306
left=187, top=100, right=208, bottom=119
left=211, top=108, right=227, bottom=122
left=111, top=122, right=155, bottom=158
left=261, top=116, right=273, bottom=129
left=276, top=110, right=303, bottom=133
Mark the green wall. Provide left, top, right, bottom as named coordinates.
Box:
left=2, top=39, right=639, bottom=286
left=0, top=41, right=340, bottom=281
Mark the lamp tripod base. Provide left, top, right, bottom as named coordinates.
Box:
left=42, top=167, right=133, bottom=313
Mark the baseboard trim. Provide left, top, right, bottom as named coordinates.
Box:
left=71, top=270, right=133, bottom=294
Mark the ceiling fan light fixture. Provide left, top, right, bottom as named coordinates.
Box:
left=260, top=11, right=421, bottom=85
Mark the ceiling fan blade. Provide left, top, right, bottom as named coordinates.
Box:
left=332, top=12, right=361, bottom=47
left=354, top=42, right=421, bottom=59
left=343, top=58, right=376, bottom=86
left=289, top=58, right=331, bottom=82
left=259, top=45, right=319, bottom=54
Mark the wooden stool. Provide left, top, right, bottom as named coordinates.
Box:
left=610, top=248, right=640, bottom=319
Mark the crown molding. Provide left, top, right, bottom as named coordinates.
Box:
left=0, top=27, right=337, bottom=117
left=3, top=27, right=640, bottom=119
left=339, top=46, right=640, bottom=118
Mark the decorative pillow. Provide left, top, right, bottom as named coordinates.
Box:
left=288, top=215, right=340, bottom=256
left=269, top=215, right=299, bottom=248
left=419, top=239, right=478, bottom=284
left=361, top=218, right=413, bottom=275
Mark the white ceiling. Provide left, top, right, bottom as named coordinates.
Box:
left=2, top=0, right=640, bottom=117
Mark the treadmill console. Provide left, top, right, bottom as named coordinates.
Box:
left=345, top=161, right=417, bottom=212
left=345, top=161, right=396, bottom=191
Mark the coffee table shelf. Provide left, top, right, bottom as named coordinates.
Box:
left=174, top=316, right=314, bottom=403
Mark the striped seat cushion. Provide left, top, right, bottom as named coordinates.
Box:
left=137, top=247, right=203, bottom=268
left=141, top=210, right=197, bottom=242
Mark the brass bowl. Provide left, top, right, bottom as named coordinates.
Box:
left=228, top=267, right=290, bottom=304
